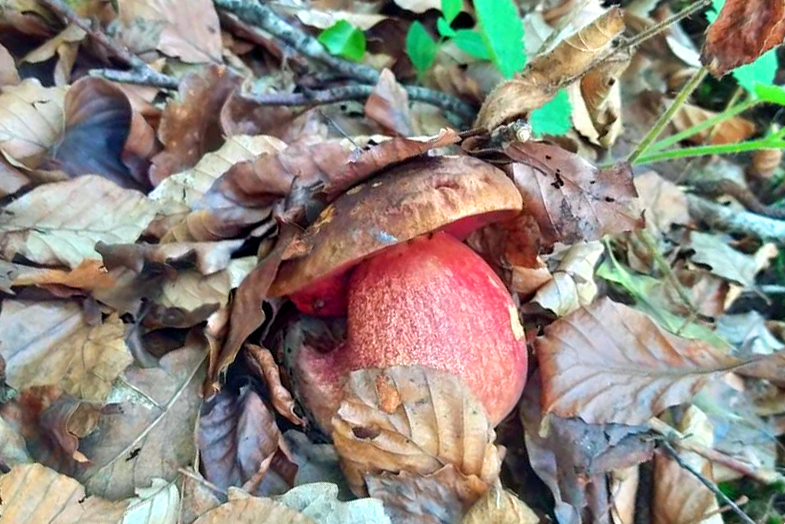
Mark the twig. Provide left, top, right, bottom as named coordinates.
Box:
left=244, top=85, right=373, bottom=106
left=212, top=0, right=476, bottom=122
left=38, top=0, right=177, bottom=88
left=627, top=67, right=708, bottom=164
left=175, top=466, right=227, bottom=496
left=621, top=0, right=712, bottom=51
left=90, top=68, right=179, bottom=89
left=659, top=441, right=757, bottom=524
left=688, top=194, right=785, bottom=245
left=648, top=418, right=785, bottom=485
left=684, top=496, right=750, bottom=524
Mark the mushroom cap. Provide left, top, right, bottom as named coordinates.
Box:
left=269, top=155, right=522, bottom=315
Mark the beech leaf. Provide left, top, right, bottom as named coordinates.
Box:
left=536, top=297, right=738, bottom=425
left=192, top=491, right=315, bottom=524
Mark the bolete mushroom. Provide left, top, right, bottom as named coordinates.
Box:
left=271, top=156, right=528, bottom=429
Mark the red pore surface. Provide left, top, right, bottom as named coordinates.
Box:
left=293, top=232, right=528, bottom=429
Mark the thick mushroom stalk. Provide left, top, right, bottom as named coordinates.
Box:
left=292, top=232, right=528, bottom=430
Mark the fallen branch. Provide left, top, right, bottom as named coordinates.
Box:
left=39, top=0, right=177, bottom=89
left=688, top=194, right=785, bottom=245
left=660, top=441, right=756, bottom=524
left=212, top=0, right=476, bottom=122
left=90, top=68, right=179, bottom=89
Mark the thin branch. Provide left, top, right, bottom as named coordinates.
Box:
left=659, top=441, right=757, bottom=524
left=90, top=68, right=179, bottom=89
left=212, top=0, right=476, bottom=122
left=621, top=0, right=712, bottom=51
left=242, top=85, right=374, bottom=106
left=627, top=67, right=708, bottom=164
left=688, top=194, right=785, bottom=245
left=38, top=0, right=177, bottom=88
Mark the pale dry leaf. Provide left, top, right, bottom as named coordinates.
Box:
left=76, top=341, right=206, bottom=499
left=0, top=463, right=129, bottom=523
left=364, top=68, right=413, bottom=136
left=0, top=175, right=160, bottom=268
left=118, top=0, right=222, bottom=63
left=197, top=385, right=296, bottom=494
left=122, top=478, right=180, bottom=524
left=276, top=482, right=391, bottom=524
left=293, top=8, right=386, bottom=30
left=245, top=344, right=305, bottom=426
left=11, top=259, right=116, bottom=291
left=97, top=239, right=243, bottom=276
left=575, top=57, right=628, bottom=147
left=504, top=141, right=642, bottom=246
left=150, top=134, right=287, bottom=209
left=652, top=407, right=722, bottom=524
left=716, top=311, right=785, bottom=356
left=536, top=297, right=738, bottom=424
left=391, top=0, right=441, bottom=13
left=687, top=231, right=777, bottom=287
left=332, top=366, right=501, bottom=521
left=179, top=472, right=222, bottom=524
left=533, top=241, right=603, bottom=317
left=0, top=157, right=30, bottom=197
left=0, top=301, right=133, bottom=403
left=0, top=79, right=65, bottom=168
left=672, top=102, right=756, bottom=146
left=192, top=493, right=316, bottom=524
left=157, top=257, right=255, bottom=311
left=609, top=466, right=638, bottom=524
left=20, top=23, right=86, bottom=66
left=0, top=415, right=32, bottom=470
left=461, top=484, right=540, bottom=524
left=633, top=171, right=690, bottom=234
left=0, top=43, right=20, bottom=86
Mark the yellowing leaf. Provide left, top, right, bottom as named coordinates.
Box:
left=0, top=175, right=160, bottom=267
left=0, top=301, right=132, bottom=403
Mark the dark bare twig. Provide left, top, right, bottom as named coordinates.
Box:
left=660, top=442, right=756, bottom=524
left=688, top=194, right=785, bottom=245
left=38, top=0, right=178, bottom=88
left=90, top=68, right=179, bottom=89
left=243, top=85, right=374, bottom=106
left=212, top=0, right=476, bottom=122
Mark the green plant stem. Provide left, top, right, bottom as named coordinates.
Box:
left=627, top=67, right=708, bottom=164
left=635, top=138, right=785, bottom=165
left=648, top=98, right=758, bottom=152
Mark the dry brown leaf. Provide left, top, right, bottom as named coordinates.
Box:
left=503, top=141, right=642, bottom=247
left=245, top=344, right=305, bottom=426
left=197, top=385, right=297, bottom=495
left=671, top=100, right=756, bottom=146
left=75, top=341, right=206, bottom=499
left=476, top=8, right=625, bottom=130
left=364, top=68, right=414, bottom=136
left=156, top=257, right=255, bottom=312
left=533, top=241, right=603, bottom=317
left=0, top=156, right=30, bottom=197
left=192, top=491, right=316, bottom=524
left=461, top=484, right=540, bottom=524
left=701, top=0, right=785, bottom=76
left=536, top=297, right=738, bottom=425
left=0, top=43, right=20, bottom=86
left=180, top=471, right=223, bottom=524
left=97, top=239, right=243, bottom=276
left=0, top=301, right=132, bottom=403
left=0, top=463, right=129, bottom=523
left=331, top=366, right=501, bottom=519
left=118, top=0, right=223, bottom=63
left=573, top=56, right=629, bottom=147
left=20, top=23, right=85, bottom=86
left=633, top=171, right=690, bottom=234
left=686, top=231, right=777, bottom=288
left=609, top=466, right=638, bottom=524
left=150, top=65, right=243, bottom=185
left=0, top=79, right=66, bottom=168
left=0, top=175, right=160, bottom=267
left=11, top=259, right=116, bottom=291
left=652, top=407, right=722, bottom=524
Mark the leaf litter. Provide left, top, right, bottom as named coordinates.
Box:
left=0, top=0, right=784, bottom=523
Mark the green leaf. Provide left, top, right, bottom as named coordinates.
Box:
left=754, top=83, right=785, bottom=105
left=474, top=0, right=526, bottom=78
left=318, top=20, right=366, bottom=62
left=451, top=29, right=490, bottom=59
left=733, top=48, right=779, bottom=93
left=406, top=21, right=439, bottom=75
left=529, top=89, right=572, bottom=137
left=437, top=17, right=456, bottom=38
left=441, top=0, right=462, bottom=23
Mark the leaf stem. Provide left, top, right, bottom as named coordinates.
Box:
left=635, top=138, right=785, bottom=164
left=648, top=97, right=758, bottom=153
left=627, top=67, right=708, bottom=164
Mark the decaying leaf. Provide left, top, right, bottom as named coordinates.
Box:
left=277, top=482, right=391, bottom=524
left=0, top=79, right=66, bottom=168
left=0, top=43, right=20, bottom=86
left=20, top=23, right=85, bottom=86
left=118, top=0, right=223, bottom=63
left=150, top=65, right=243, bottom=185
left=192, top=490, right=315, bottom=524
left=197, top=385, right=297, bottom=495
left=652, top=407, right=722, bottom=524
left=10, top=259, right=116, bottom=291
left=571, top=55, right=629, bottom=147
left=0, top=175, right=160, bottom=268
left=0, top=415, right=32, bottom=471
left=0, top=301, right=132, bottom=403
left=364, top=68, right=414, bottom=136
left=0, top=156, right=30, bottom=197
left=76, top=341, right=206, bottom=499
left=685, top=231, right=777, bottom=288
left=0, top=463, right=129, bottom=522
left=533, top=241, right=604, bottom=317
left=97, top=239, right=244, bottom=275
left=503, top=141, right=642, bottom=247
left=156, top=257, right=255, bottom=311
left=633, top=171, right=690, bottom=234
left=332, top=366, right=501, bottom=523
left=536, top=297, right=737, bottom=425
left=702, top=0, right=785, bottom=76
left=461, top=484, right=540, bottom=524
left=245, top=344, right=305, bottom=426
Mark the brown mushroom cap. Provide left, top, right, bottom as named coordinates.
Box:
left=269, top=155, right=523, bottom=314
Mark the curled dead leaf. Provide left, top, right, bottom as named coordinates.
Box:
left=245, top=344, right=305, bottom=426
left=364, top=68, right=414, bottom=136
left=332, top=366, right=502, bottom=522
left=10, top=259, right=116, bottom=291
left=461, top=484, right=540, bottom=524
left=97, top=239, right=243, bottom=275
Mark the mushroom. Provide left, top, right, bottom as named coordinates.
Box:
left=271, top=156, right=528, bottom=429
